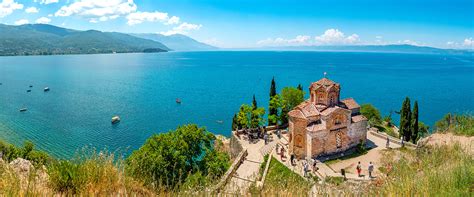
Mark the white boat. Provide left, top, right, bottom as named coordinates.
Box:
left=111, top=116, right=121, bottom=124
left=44, top=87, right=50, bottom=92
left=19, top=108, right=27, bottom=112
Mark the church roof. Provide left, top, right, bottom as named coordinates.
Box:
left=341, top=98, right=360, bottom=110
left=352, top=115, right=367, bottom=123
left=310, top=77, right=339, bottom=91
left=288, top=100, right=321, bottom=119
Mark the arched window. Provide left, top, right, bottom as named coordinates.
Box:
left=335, top=116, right=342, bottom=125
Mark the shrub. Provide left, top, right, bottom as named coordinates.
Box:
left=48, top=160, right=86, bottom=194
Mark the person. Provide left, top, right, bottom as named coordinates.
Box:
left=276, top=129, right=281, bottom=139
left=280, top=146, right=285, bottom=161
left=313, top=160, right=318, bottom=173
left=290, top=153, right=295, bottom=166
left=275, top=143, right=280, bottom=154
left=386, top=136, right=390, bottom=148
left=386, top=163, right=392, bottom=177
left=303, top=161, right=308, bottom=177
left=368, top=162, right=374, bottom=178
left=356, top=161, right=362, bottom=177
left=264, top=133, right=268, bottom=145
left=401, top=136, right=405, bottom=147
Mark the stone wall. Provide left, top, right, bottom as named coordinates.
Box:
left=230, top=132, right=243, bottom=159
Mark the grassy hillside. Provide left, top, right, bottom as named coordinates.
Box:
left=0, top=24, right=169, bottom=56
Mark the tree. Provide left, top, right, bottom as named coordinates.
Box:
left=360, top=104, right=382, bottom=126
left=231, top=113, right=238, bottom=131
left=280, top=87, right=305, bottom=125
left=411, top=101, right=419, bottom=143
left=297, top=84, right=303, bottom=91
left=268, top=95, right=283, bottom=126
left=417, top=121, right=429, bottom=140
left=400, top=97, right=412, bottom=142
left=126, top=124, right=219, bottom=189
left=237, top=104, right=253, bottom=129
left=251, top=107, right=266, bottom=128
left=268, top=77, right=277, bottom=125
left=252, top=94, right=258, bottom=110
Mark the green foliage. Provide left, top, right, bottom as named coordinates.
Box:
left=262, top=157, right=310, bottom=195
left=435, top=113, right=474, bottom=136
left=325, top=176, right=344, bottom=186
left=400, top=97, right=412, bottom=142
left=0, top=140, right=51, bottom=166
left=374, top=144, right=473, bottom=196
left=360, top=104, right=382, bottom=126
left=279, top=87, right=305, bottom=125
left=48, top=160, right=86, bottom=193
left=126, top=124, right=228, bottom=190
left=252, top=94, right=258, bottom=109
left=355, top=139, right=367, bottom=154
left=231, top=113, right=238, bottom=131
left=268, top=95, right=282, bottom=126
left=0, top=24, right=168, bottom=56
left=269, top=77, right=277, bottom=125
left=297, top=84, right=303, bottom=91
left=411, top=101, right=419, bottom=143
left=236, top=103, right=266, bottom=129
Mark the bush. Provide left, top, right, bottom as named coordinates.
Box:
left=360, top=104, right=382, bottom=126
left=48, top=160, right=86, bottom=194
left=126, top=124, right=229, bottom=190
left=435, top=113, right=474, bottom=136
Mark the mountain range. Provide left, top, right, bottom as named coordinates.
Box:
left=132, top=33, right=217, bottom=51
left=0, top=23, right=471, bottom=56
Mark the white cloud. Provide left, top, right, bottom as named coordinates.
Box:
left=126, top=11, right=179, bottom=26
left=14, top=18, right=28, bottom=25
left=0, top=0, right=24, bottom=18
left=34, top=0, right=59, bottom=4
left=463, top=38, right=473, bottom=47
left=55, top=0, right=137, bottom=23
left=25, top=7, right=39, bottom=13
left=257, top=35, right=313, bottom=46
left=315, top=29, right=360, bottom=45
left=257, top=29, right=361, bottom=46
left=160, top=22, right=202, bottom=35
left=398, top=39, right=420, bottom=46
left=35, top=16, right=51, bottom=24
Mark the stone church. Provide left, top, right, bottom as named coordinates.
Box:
left=288, top=77, right=368, bottom=159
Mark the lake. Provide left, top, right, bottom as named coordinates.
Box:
left=0, top=51, right=473, bottom=158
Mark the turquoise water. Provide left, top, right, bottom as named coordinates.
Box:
left=0, top=51, right=473, bottom=158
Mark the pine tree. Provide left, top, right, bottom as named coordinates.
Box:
left=268, top=77, right=277, bottom=125
left=252, top=94, right=258, bottom=110
left=297, top=84, right=303, bottom=91
left=411, top=101, right=419, bottom=143
left=400, top=97, right=412, bottom=142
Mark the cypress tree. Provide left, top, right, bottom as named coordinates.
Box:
left=400, top=97, right=412, bottom=142
left=411, top=101, right=419, bottom=143
left=252, top=94, right=258, bottom=110
left=297, top=84, right=303, bottom=91
left=232, top=113, right=238, bottom=131
left=269, top=77, right=277, bottom=125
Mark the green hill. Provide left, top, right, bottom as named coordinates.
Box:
left=0, top=24, right=169, bottom=56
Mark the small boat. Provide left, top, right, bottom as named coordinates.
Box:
left=216, top=120, right=224, bottom=124
left=111, top=116, right=121, bottom=124
left=29, top=85, right=33, bottom=88
left=44, top=87, right=50, bottom=92
left=27, top=90, right=31, bottom=92
left=19, top=108, right=27, bottom=112
left=176, top=98, right=182, bottom=104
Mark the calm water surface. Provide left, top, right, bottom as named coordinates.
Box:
left=0, top=51, right=473, bottom=158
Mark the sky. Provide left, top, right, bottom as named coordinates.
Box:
left=0, top=0, right=472, bottom=49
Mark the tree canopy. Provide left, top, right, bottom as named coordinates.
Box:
left=360, top=104, right=382, bottom=126
left=126, top=124, right=229, bottom=189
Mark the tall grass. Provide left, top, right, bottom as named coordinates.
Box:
left=260, top=157, right=311, bottom=196
left=435, top=113, right=474, bottom=136
left=373, top=143, right=473, bottom=196
left=47, top=148, right=153, bottom=196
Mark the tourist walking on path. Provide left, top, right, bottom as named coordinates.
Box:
left=356, top=161, right=362, bottom=177
left=368, top=162, right=374, bottom=178
left=264, top=133, right=268, bottom=145
left=386, top=136, right=390, bottom=148
left=313, top=160, right=318, bottom=173
left=275, top=143, right=279, bottom=154
left=400, top=136, right=405, bottom=147
left=303, top=161, right=308, bottom=177
left=280, top=146, right=285, bottom=161
left=290, top=153, right=295, bottom=166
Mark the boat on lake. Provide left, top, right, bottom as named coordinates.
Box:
left=111, top=116, right=121, bottom=124
left=216, top=120, right=224, bottom=124
left=176, top=98, right=182, bottom=104
left=44, top=87, right=50, bottom=92
left=29, top=85, right=33, bottom=88
left=19, top=108, right=27, bottom=112
left=27, top=90, right=31, bottom=92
